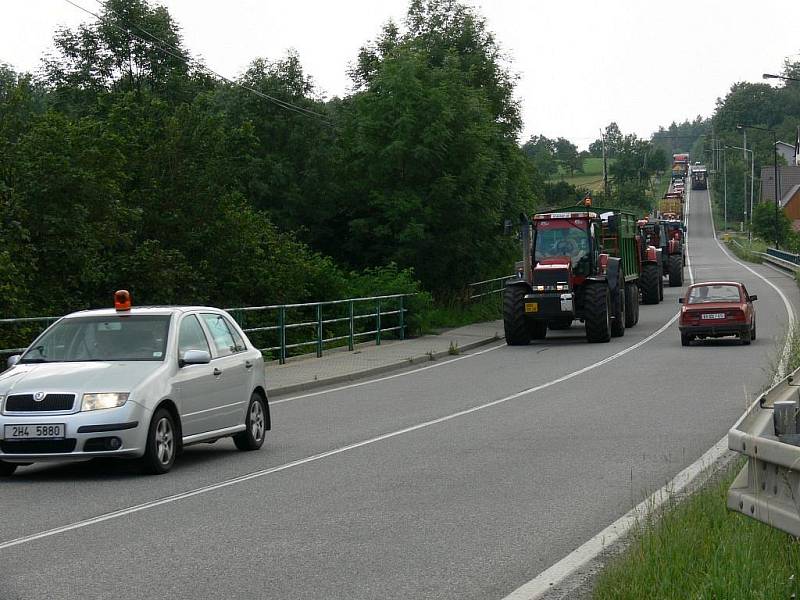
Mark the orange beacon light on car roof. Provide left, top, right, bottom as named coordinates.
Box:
left=114, top=289, right=132, bottom=311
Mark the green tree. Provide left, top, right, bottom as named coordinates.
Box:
left=752, top=202, right=791, bottom=246
left=522, top=134, right=557, bottom=179
left=554, top=137, right=582, bottom=176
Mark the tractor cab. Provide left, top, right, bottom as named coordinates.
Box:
left=531, top=212, right=598, bottom=279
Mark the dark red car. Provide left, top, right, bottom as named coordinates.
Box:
left=678, top=281, right=757, bottom=346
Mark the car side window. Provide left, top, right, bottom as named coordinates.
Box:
left=178, top=315, right=211, bottom=357
left=226, top=319, right=247, bottom=352
left=200, top=313, right=238, bottom=357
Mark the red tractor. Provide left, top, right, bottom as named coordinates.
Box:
left=636, top=219, right=664, bottom=304
left=503, top=207, right=641, bottom=344
left=640, top=218, right=684, bottom=287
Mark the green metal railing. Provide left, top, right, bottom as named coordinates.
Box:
left=227, top=294, right=410, bottom=364
left=0, top=295, right=411, bottom=365
left=0, top=316, right=61, bottom=355
left=467, top=275, right=515, bottom=301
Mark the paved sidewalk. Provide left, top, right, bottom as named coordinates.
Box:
left=266, top=320, right=504, bottom=396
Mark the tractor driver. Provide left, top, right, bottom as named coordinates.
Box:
left=551, top=228, right=589, bottom=270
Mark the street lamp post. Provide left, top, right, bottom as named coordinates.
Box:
left=737, top=124, right=779, bottom=248
left=723, top=145, right=727, bottom=230
left=763, top=73, right=800, bottom=83
left=725, top=145, right=755, bottom=241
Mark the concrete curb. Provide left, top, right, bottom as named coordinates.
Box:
left=266, top=334, right=502, bottom=397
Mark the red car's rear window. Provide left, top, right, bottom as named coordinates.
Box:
left=687, top=285, right=742, bottom=304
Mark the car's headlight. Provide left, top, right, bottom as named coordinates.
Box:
left=81, top=392, right=129, bottom=411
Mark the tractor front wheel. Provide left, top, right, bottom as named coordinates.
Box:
left=610, top=284, right=626, bottom=338
left=503, top=286, right=531, bottom=346
left=584, top=283, right=611, bottom=343
left=668, top=254, right=684, bottom=287
left=640, top=264, right=660, bottom=305
left=624, top=282, right=639, bottom=327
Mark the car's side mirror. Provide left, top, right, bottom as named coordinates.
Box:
left=179, top=349, right=211, bottom=367
left=678, top=298, right=684, bottom=304
left=749, top=295, right=757, bottom=301
left=6, top=354, right=20, bottom=368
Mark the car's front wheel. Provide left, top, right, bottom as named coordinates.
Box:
left=234, top=393, right=267, bottom=451
left=140, top=408, right=177, bottom=475
left=0, top=460, right=17, bottom=477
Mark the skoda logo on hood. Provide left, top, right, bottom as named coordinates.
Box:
left=34, top=392, right=46, bottom=402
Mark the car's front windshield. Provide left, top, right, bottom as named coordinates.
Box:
left=687, top=285, right=741, bottom=304
left=20, top=315, right=171, bottom=363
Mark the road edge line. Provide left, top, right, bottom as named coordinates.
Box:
left=500, top=178, right=794, bottom=600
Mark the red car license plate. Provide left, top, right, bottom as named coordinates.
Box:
left=701, top=313, right=725, bottom=320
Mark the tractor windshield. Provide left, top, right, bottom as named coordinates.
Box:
left=533, top=218, right=591, bottom=274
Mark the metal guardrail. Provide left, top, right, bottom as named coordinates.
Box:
left=228, top=294, right=410, bottom=364
left=467, top=275, right=516, bottom=301
left=767, top=247, right=800, bottom=266
left=0, top=295, right=411, bottom=365
left=727, top=240, right=800, bottom=274
left=728, top=366, right=800, bottom=537
left=0, top=316, right=61, bottom=355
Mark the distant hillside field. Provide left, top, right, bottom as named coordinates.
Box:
left=550, top=156, right=613, bottom=192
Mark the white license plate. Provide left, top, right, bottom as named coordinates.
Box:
left=4, top=424, right=65, bottom=440
left=701, top=313, right=725, bottom=320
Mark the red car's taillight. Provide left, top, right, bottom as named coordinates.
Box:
left=727, top=309, right=746, bottom=322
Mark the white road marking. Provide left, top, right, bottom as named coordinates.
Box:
left=0, top=202, right=703, bottom=552
left=271, top=342, right=505, bottom=405
left=706, top=192, right=795, bottom=381
left=0, top=315, right=682, bottom=552
left=501, top=179, right=796, bottom=600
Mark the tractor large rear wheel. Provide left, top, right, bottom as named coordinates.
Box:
left=584, top=283, right=611, bottom=343
left=668, top=254, right=684, bottom=287
left=624, top=282, right=639, bottom=327
left=503, top=286, right=530, bottom=346
left=640, top=264, right=660, bottom=305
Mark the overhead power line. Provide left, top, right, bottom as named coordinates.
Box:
left=63, top=0, right=332, bottom=124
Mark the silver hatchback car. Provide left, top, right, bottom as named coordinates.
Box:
left=0, top=292, right=270, bottom=476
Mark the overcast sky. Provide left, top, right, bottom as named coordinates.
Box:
left=2, top=0, right=799, bottom=148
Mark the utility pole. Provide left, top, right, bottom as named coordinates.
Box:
left=774, top=135, right=780, bottom=248
left=723, top=145, right=727, bottom=231
left=601, top=128, right=609, bottom=201
left=737, top=124, right=779, bottom=247
left=750, top=147, right=754, bottom=243
left=743, top=129, right=747, bottom=228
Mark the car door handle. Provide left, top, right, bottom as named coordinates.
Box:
left=213, top=368, right=222, bottom=377
left=244, top=361, right=253, bottom=369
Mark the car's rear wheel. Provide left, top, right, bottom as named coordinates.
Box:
left=0, top=460, right=17, bottom=477
left=751, top=320, right=756, bottom=340
left=681, top=333, right=691, bottom=346
left=740, top=329, right=752, bottom=345
left=234, top=393, right=267, bottom=451
left=140, top=408, right=177, bottom=475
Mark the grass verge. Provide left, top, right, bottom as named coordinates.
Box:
left=593, top=460, right=800, bottom=599
left=418, top=296, right=501, bottom=332
left=594, top=324, right=800, bottom=599
left=724, top=236, right=764, bottom=263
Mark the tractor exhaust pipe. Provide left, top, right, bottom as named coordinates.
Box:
left=520, top=212, right=532, bottom=283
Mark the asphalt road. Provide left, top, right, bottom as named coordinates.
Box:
left=1, top=187, right=797, bottom=600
